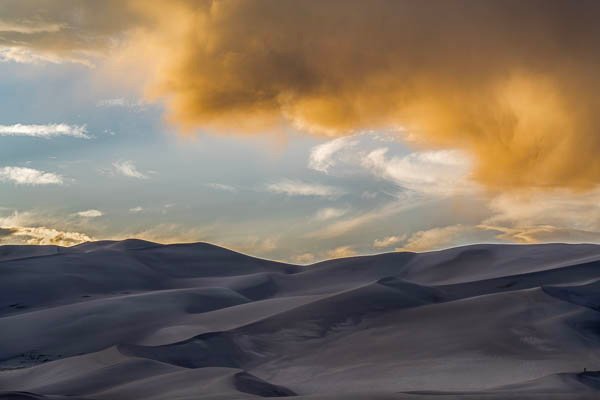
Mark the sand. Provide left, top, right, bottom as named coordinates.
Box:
left=1, top=240, right=600, bottom=399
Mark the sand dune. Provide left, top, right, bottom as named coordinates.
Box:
left=2, top=241, right=600, bottom=399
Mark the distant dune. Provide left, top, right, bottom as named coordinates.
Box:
left=2, top=240, right=600, bottom=399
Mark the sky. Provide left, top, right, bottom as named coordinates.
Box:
left=1, top=0, right=600, bottom=263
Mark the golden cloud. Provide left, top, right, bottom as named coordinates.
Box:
left=5, top=1, right=600, bottom=189
left=0, top=226, right=92, bottom=246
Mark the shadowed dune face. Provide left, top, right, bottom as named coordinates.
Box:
left=2, top=241, right=600, bottom=399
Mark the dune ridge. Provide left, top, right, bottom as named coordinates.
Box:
left=2, top=241, right=600, bottom=399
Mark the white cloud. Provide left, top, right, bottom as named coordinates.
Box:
left=0, top=167, right=64, bottom=185
left=308, top=133, right=476, bottom=197
left=75, top=209, right=103, bottom=218
left=309, top=136, right=358, bottom=172
left=362, top=148, right=474, bottom=195
left=4, top=226, right=92, bottom=246
left=129, top=206, right=144, bottom=213
left=373, top=234, right=407, bottom=249
left=0, top=47, right=61, bottom=64
left=0, top=123, right=90, bottom=139
left=314, top=207, right=348, bottom=221
left=0, top=212, right=92, bottom=247
left=112, top=160, right=148, bottom=179
left=0, top=45, right=93, bottom=66
left=267, top=179, right=341, bottom=197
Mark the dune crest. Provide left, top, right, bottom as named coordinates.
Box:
left=2, top=241, right=600, bottom=399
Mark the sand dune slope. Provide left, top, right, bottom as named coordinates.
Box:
left=2, top=241, right=600, bottom=399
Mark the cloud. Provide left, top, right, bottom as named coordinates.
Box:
left=292, top=252, right=317, bottom=264
left=267, top=179, right=341, bottom=197
left=362, top=148, right=474, bottom=195
left=0, top=20, right=63, bottom=34
left=132, top=0, right=600, bottom=190
left=485, top=189, right=600, bottom=232
left=326, top=246, right=357, bottom=259
left=75, top=209, right=103, bottom=218
left=129, top=206, right=144, bottom=213
left=122, top=223, right=205, bottom=244
left=3, top=226, right=93, bottom=246
left=227, top=236, right=279, bottom=256
left=314, top=207, right=348, bottom=221
left=0, top=47, right=68, bottom=64
left=96, top=98, right=148, bottom=110
left=5, top=1, right=600, bottom=189
left=205, top=183, right=237, bottom=192
left=399, top=225, right=490, bottom=252
left=479, top=224, right=600, bottom=245
left=468, top=188, right=600, bottom=246
left=0, top=0, right=140, bottom=65
left=0, top=123, right=90, bottom=138
left=0, top=212, right=92, bottom=246
left=397, top=223, right=600, bottom=253
left=307, top=133, right=475, bottom=196
left=0, top=167, right=64, bottom=185
left=309, top=196, right=421, bottom=239
left=373, top=235, right=407, bottom=249
left=309, top=136, right=358, bottom=173
left=126, top=223, right=279, bottom=257
left=112, top=160, right=148, bottom=179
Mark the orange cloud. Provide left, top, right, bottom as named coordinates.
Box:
left=6, top=1, right=600, bottom=189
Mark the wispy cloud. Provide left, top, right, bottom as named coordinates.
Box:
left=362, top=148, right=474, bottom=196
left=96, top=98, right=148, bottom=110
left=398, top=225, right=479, bottom=252
left=309, top=198, right=420, bottom=239
left=75, top=209, right=103, bottom=218
left=326, top=245, right=357, bottom=259
left=0, top=47, right=67, bottom=64
left=308, top=134, right=475, bottom=197
left=479, top=224, right=600, bottom=245
left=226, top=236, right=279, bottom=256
left=0, top=123, right=90, bottom=139
left=314, top=207, right=348, bottom=221
left=129, top=206, right=144, bottom=213
left=0, top=20, right=63, bottom=34
left=398, top=223, right=600, bottom=253
left=292, top=252, right=317, bottom=264
left=112, top=161, right=148, bottom=179
left=267, top=179, right=341, bottom=197
left=205, top=183, right=237, bottom=192
left=373, top=235, right=407, bottom=249
left=309, top=136, right=358, bottom=173
left=0, top=167, right=64, bottom=185
left=122, top=223, right=207, bottom=245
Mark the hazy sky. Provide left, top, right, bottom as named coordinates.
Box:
left=1, top=0, right=600, bottom=262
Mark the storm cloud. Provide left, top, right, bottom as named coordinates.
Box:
left=4, top=0, right=600, bottom=189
